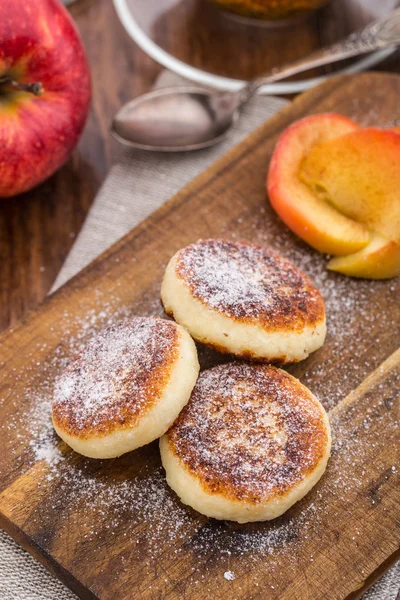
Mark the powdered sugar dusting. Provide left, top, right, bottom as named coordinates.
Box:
left=168, top=363, right=329, bottom=503
left=53, top=317, right=178, bottom=435
left=175, top=239, right=324, bottom=328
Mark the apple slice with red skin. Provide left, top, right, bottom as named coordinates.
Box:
left=0, top=0, right=91, bottom=198
left=267, top=113, right=370, bottom=256
left=298, top=126, right=400, bottom=279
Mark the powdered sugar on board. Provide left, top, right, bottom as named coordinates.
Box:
left=224, top=570, right=235, bottom=581
left=7, top=302, right=200, bottom=551
left=10, top=302, right=396, bottom=572
left=4, top=299, right=327, bottom=572
left=2, top=220, right=399, bottom=590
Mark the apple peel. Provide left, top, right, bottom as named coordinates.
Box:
left=267, top=114, right=370, bottom=257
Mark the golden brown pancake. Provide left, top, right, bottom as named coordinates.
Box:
left=160, top=362, right=331, bottom=522
left=52, top=317, right=199, bottom=458
left=161, top=239, right=326, bottom=363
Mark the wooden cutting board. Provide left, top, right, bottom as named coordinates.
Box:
left=0, top=72, right=399, bottom=600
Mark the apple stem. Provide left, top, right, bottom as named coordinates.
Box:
left=0, top=75, right=43, bottom=96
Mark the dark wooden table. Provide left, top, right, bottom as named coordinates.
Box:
left=1, top=0, right=400, bottom=334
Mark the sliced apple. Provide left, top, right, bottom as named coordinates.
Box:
left=300, top=128, right=400, bottom=245
left=267, top=114, right=370, bottom=256
left=328, top=232, right=400, bottom=279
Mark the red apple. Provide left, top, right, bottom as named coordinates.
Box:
left=0, top=0, right=91, bottom=198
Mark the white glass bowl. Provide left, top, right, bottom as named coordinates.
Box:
left=114, top=0, right=397, bottom=94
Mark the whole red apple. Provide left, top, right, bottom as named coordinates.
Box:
left=0, top=0, right=91, bottom=197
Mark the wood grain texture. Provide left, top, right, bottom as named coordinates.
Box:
left=0, top=72, right=399, bottom=599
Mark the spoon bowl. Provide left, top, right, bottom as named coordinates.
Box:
left=111, top=86, right=238, bottom=151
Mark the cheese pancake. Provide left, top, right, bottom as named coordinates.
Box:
left=53, top=317, right=199, bottom=458
left=161, top=239, right=326, bottom=363
left=161, top=362, right=331, bottom=522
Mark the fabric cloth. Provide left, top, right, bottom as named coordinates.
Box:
left=1, top=71, right=398, bottom=599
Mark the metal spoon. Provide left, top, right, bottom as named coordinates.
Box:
left=111, top=9, right=400, bottom=152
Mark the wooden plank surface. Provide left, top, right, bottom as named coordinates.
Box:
left=0, top=72, right=399, bottom=599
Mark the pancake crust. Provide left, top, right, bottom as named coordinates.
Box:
left=173, top=239, right=324, bottom=332
left=162, top=363, right=331, bottom=520
left=53, top=317, right=180, bottom=440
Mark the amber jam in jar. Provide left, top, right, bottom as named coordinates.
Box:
left=210, top=0, right=330, bottom=21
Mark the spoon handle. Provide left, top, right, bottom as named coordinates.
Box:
left=238, top=8, right=400, bottom=105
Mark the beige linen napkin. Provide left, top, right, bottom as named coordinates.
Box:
left=1, top=72, right=398, bottom=599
